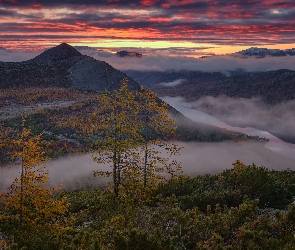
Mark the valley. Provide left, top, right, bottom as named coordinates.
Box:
left=125, top=69, right=295, bottom=144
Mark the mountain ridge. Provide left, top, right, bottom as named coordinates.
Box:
left=126, top=69, right=295, bottom=105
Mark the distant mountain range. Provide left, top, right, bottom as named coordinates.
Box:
left=125, top=69, right=295, bottom=105
left=74, top=46, right=295, bottom=58
left=125, top=69, right=295, bottom=143
left=234, top=47, right=295, bottom=57
left=2, top=45, right=295, bottom=58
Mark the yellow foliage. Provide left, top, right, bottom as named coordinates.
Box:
left=0, top=120, right=69, bottom=243
left=91, top=79, right=183, bottom=199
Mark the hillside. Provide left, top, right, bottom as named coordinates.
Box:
left=0, top=43, right=140, bottom=92
left=0, top=44, right=237, bottom=166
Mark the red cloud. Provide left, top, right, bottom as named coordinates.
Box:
left=0, top=0, right=294, bottom=51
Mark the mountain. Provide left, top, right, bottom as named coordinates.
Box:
left=116, top=50, right=143, bottom=58
left=234, top=47, right=295, bottom=57
left=0, top=43, right=233, bottom=147
left=32, top=43, right=82, bottom=63
left=0, top=43, right=140, bottom=92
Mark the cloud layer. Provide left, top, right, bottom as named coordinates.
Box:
left=3, top=47, right=295, bottom=73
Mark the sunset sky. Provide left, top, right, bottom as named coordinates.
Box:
left=1, top=0, right=295, bottom=56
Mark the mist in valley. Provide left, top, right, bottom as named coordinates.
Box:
left=163, top=95, right=295, bottom=143
left=2, top=139, right=295, bottom=193
left=163, top=95, right=295, bottom=153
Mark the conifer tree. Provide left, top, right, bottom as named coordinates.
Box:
left=136, top=86, right=182, bottom=190
left=92, top=80, right=142, bottom=197
left=0, top=120, right=69, bottom=247
left=92, top=80, right=182, bottom=198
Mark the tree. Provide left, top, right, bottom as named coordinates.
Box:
left=136, top=86, right=182, bottom=190
left=0, top=121, right=69, bottom=248
left=92, top=80, right=182, bottom=198
left=91, top=80, right=142, bottom=197
left=220, top=160, right=293, bottom=208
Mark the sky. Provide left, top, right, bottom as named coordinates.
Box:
left=1, top=0, right=295, bottom=56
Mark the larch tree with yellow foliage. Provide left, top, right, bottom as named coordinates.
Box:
left=91, top=80, right=182, bottom=199
left=136, top=86, right=182, bottom=190
left=91, top=81, right=142, bottom=198
left=0, top=121, right=69, bottom=248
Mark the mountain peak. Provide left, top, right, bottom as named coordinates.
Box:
left=32, top=43, right=82, bottom=63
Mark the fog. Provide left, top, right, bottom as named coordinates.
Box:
left=165, top=96, right=295, bottom=143
left=0, top=154, right=109, bottom=192
left=2, top=139, right=295, bottom=193
left=2, top=94, right=295, bottom=191
left=159, top=79, right=185, bottom=87
left=2, top=48, right=295, bottom=73
left=1, top=95, right=295, bottom=192
left=161, top=96, right=295, bottom=161
left=81, top=51, right=295, bottom=72
left=0, top=49, right=43, bottom=62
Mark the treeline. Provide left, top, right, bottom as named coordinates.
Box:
left=0, top=87, right=90, bottom=106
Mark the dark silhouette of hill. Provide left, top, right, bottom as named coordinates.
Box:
left=32, top=43, right=82, bottom=63
left=0, top=43, right=140, bottom=91
left=0, top=43, right=232, bottom=143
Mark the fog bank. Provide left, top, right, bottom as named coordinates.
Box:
left=2, top=49, right=295, bottom=72
left=164, top=96, right=295, bottom=143
left=162, top=96, right=295, bottom=161
left=2, top=139, right=295, bottom=193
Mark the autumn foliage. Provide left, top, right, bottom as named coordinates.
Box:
left=0, top=123, right=69, bottom=248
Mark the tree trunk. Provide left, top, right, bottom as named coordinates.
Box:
left=143, top=143, right=148, bottom=188
left=19, top=159, right=24, bottom=227
left=113, top=152, right=118, bottom=198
